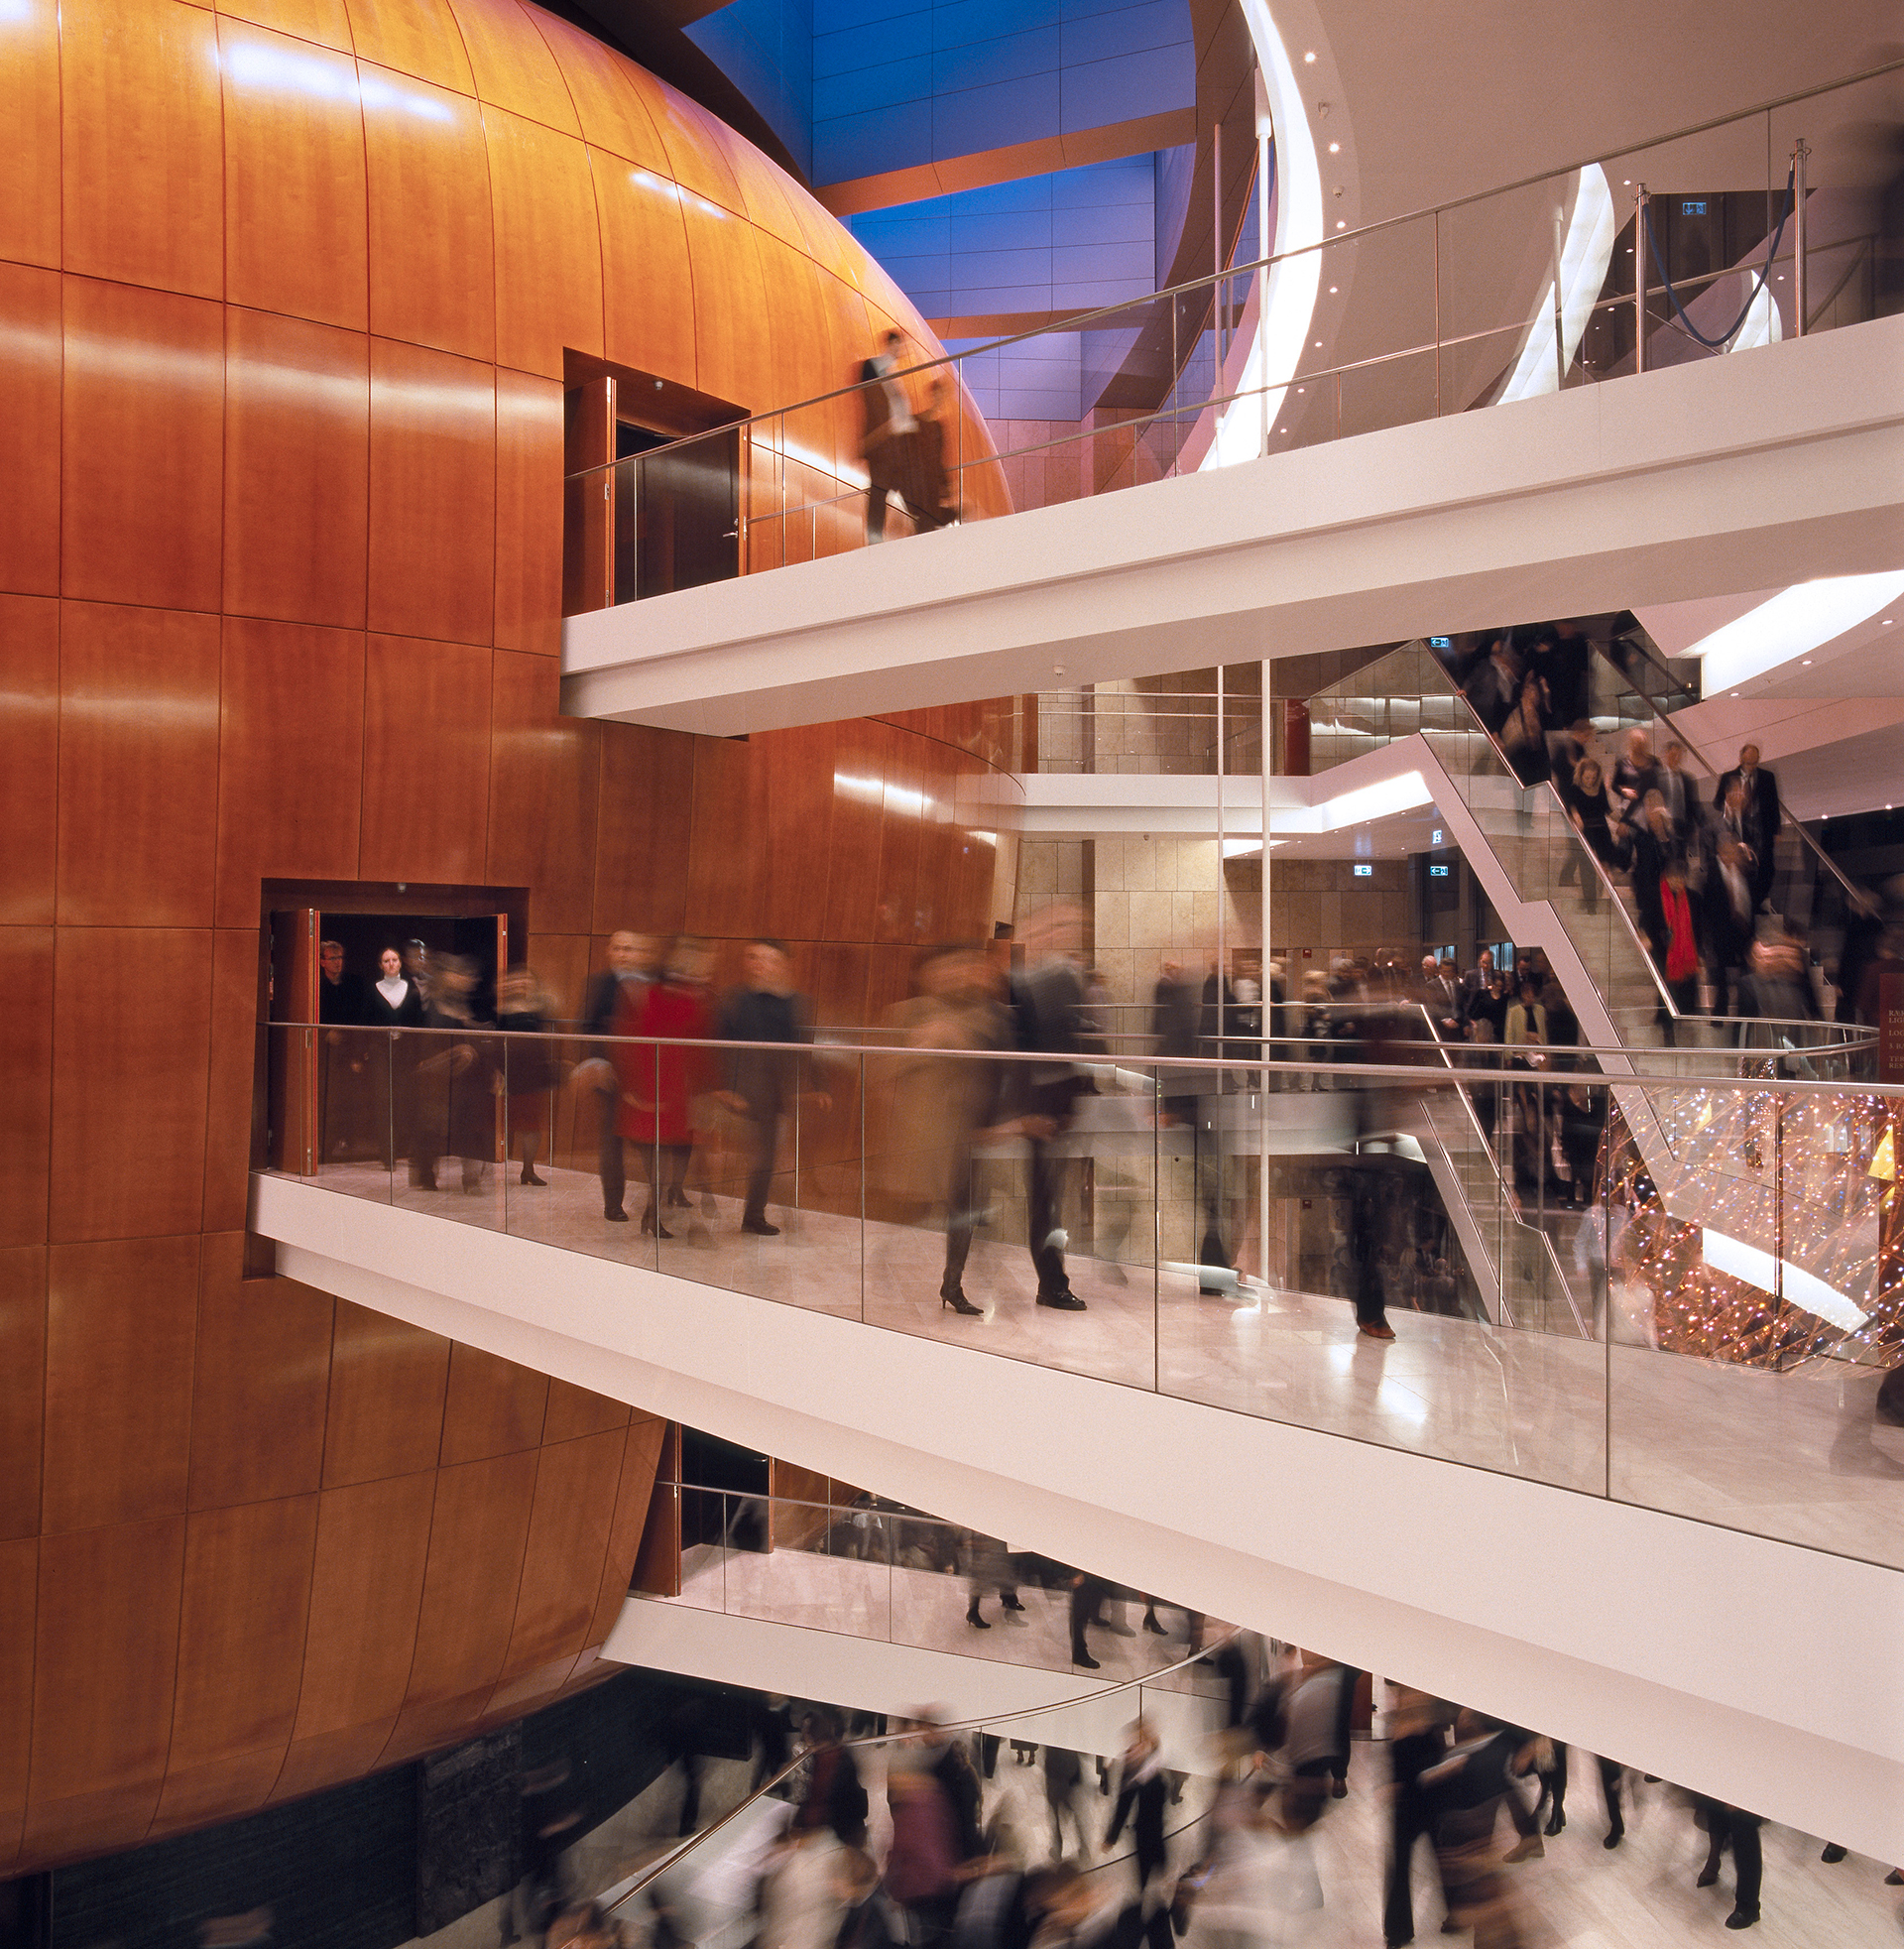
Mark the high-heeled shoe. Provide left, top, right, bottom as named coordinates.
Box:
left=941, top=1288, right=983, bottom=1315
left=520, top=1165, right=545, bottom=1186
left=639, top=1209, right=673, bottom=1239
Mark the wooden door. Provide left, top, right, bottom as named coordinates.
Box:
left=268, top=907, right=320, bottom=1173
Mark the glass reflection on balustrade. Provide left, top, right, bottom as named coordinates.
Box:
left=650, top=1485, right=1225, bottom=1688
left=265, top=1025, right=1903, bottom=1569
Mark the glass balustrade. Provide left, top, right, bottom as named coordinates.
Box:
left=644, top=1485, right=1226, bottom=1688
left=262, top=1025, right=1899, bottom=1568
left=561, top=64, right=1903, bottom=611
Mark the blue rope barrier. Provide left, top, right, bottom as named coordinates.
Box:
left=1641, top=168, right=1795, bottom=349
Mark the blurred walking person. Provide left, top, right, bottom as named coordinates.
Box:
left=860, top=329, right=918, bottom=544
left=582, top=931, right=657, bottom=1222
left=617, top=938, right=717, bottom=1238
left=718, top=939, right=826, bottom=1236
left=1011, top=906, right=1093, bottom=1312
left=497, top=965, right=558, bottom=1186
left=410, top=954, right=493, bottom=1195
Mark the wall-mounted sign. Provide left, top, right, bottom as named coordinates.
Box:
left=1429, top=864, right=1450, bottom=878
left=1354, top=863, right=1373, bottom=877
left=1681, top=199, right=1708, bottom=215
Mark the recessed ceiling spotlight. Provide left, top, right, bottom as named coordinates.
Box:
left=1303, top=50, right=1316, bottom=61
left=1802, top=659, right=1813, bottom=666
left=1328, top=141, right=1340, bottom=153
left=1314, top=339, right=1322, bottom=347
left=1883, top=618, right=1895, bottom=626
left=1296, top=386, right=1305, bottom=393
left=1328, top=285, right=1338, bottom=293
left=1622, top=179, right=1631, bottom=186
left=1730, top=691, right=1739, bottom=698
left=1336, top=219, right=1346, bottom=229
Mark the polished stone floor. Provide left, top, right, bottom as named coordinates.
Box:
left=290, top=1159, right=1904, bottom=1569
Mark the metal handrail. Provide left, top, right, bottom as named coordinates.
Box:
left=275, top=1023, right=1891, bottom=1093
left=601, top=1631, right=1236, bottom=1917
left=559, top=58, right=1904, bottom=480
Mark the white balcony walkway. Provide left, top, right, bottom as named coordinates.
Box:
left=252, top=1167, right=1904, bottom=1863
left=562, top=317, right=1904, bottom=737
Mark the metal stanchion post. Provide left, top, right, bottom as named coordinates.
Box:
left=1792, top=138, right=1810, bottom=334
left=1632, top=184, right=1649, bottom=374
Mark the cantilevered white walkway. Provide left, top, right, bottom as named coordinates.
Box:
left=562, top=316, right=1904, bottom=737
left=252, top=1168, right=1904, bottom=1864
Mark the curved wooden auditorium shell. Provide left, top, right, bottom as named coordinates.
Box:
left=0, top=0, right=1019, bottom=1876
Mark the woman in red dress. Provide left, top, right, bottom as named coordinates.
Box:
left=613, top=937, right=716, bottom=1237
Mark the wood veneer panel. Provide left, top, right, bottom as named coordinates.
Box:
left=630, top=72, right=744, bottom=216
left=755, top=237, right=837, bottom=422
left=0, top=932, right=53, bottom=1251
left=681, top=199, right=770, bottom=409
left=29, top=1518, right=185, bottom=1829
left=199, top=935, right=261, bottom=1233
left=530, top=10, right=668, bottom=170
left=487, top=652, right=598, bottom=937
left=214, top=618, right=367, bottom=926
left=586, top=1411, right=666, bottom=1641
left=367, top=338, right=496, bottom=645
left=494, top=1426, right=623, bottom=1682
left=60, top=0, right=222, bottom=297
left=682, top=735, right=755, bottom=939
left=218, top=21, right=368, bottom=330
left=759, top=724, right=836, bottom=945
left=0, top=1536, right=34, bottom=1867
left=0, top=269, right=60, bottom=597
left=541, top=1378, right=628, bottom=1444
left=594, top=146, right=695, bottom=383
left=189, top=1233, right=335, bottom=1509
left=364, top=66, right=495, bottom=360
left=708, top=120, right=805, bottom=253
left=61, top=280, right=224, bottom=612
left=591, top=723, right=693, bottom=936
left=224, top=309, right=370, bottom=627
left=494, top=369, right=564, bottom=656
left=822, top=719, right=887, bottom=944
left=56, top=602, right=221, bottom=928
left=213, top=0, right=353, bottom=53
left=150, top=1746, right=289, bottom=1838
left=0, top=1250, right=47, bottom=1541
left=875, top=730, right=928, bottom=945
left=0, top=0, right=59, bottom=269
left=381, top=1448, right=537, bottom=1761
left=48, top=928, right=212, bottom=1244
left=341, top=0, right=473, bottom=92
left=483, top=106, right=603, bottom=379
left=284, top=1471, right=433, bottom=1762
left=439, top=1343, right=547, bottom=1465
left=321, top=1301, right=450, bottom=1487
left=359, top=636, right=492, bottom=885
left=169, top=1498, right=317, bottom=1780
left=446, top=0, right=579, bottom=134
left=43, top=1236, right=199, bottom=1534
left=0, top=600, right=58, bottom=925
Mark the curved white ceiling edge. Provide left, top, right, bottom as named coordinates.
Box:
left=1494, top=165, right=1617, bottom=405
left=1690, top=570, right=1904, bottom=693
left=1200, top=0, right=1323, bottom=471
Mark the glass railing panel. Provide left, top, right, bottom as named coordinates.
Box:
left=262, top=1029, right=1904, bottom=1562
left=1604, top=1073, right=1904, bottom=1568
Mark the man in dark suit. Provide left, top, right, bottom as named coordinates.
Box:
left=1420, top=954, right=1462, bottom=1039
left=717, top=938, right=825, bottom=1236
left=583, top=930, right=656, bottom=1221
left=858, top=328, right=917, bottom=544
left=1713, top=743, right=1781, bottom=911
left=1011, top=905, right=1091, bottom=1310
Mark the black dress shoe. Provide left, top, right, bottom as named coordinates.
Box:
left=1821, top=1844, right=1846, bottom=1863
left=604, top=1208, right=630, bottom=1223
left=741, top=1217, right=780, bottom=1236
left=1142, top=1614, right=1167, bottom=1635
left=520, top=1166, right=546, bottom=1186
left=1001, top=1595, right=1025, bottom=1612
left=1544, top=1807, right=1565, bottom=1836
left=1604, top=1823, right=1623, bottom=1849
left=1724, top=1908, right=1758, bottom=1930
left=1072, top=1650, right=1100, bottom=1669
left=1036, top=1291, right=1086, bottom=1310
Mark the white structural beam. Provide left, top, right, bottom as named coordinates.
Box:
left=254, top=1173, right=1904, bottom=1864
left=563, top=318, right=1904, bottom=737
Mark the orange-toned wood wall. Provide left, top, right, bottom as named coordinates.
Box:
left=0, top=0, right=1018, bottom=1878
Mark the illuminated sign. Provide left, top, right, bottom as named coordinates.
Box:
left=1353, top=863, right=1372, bottom=877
